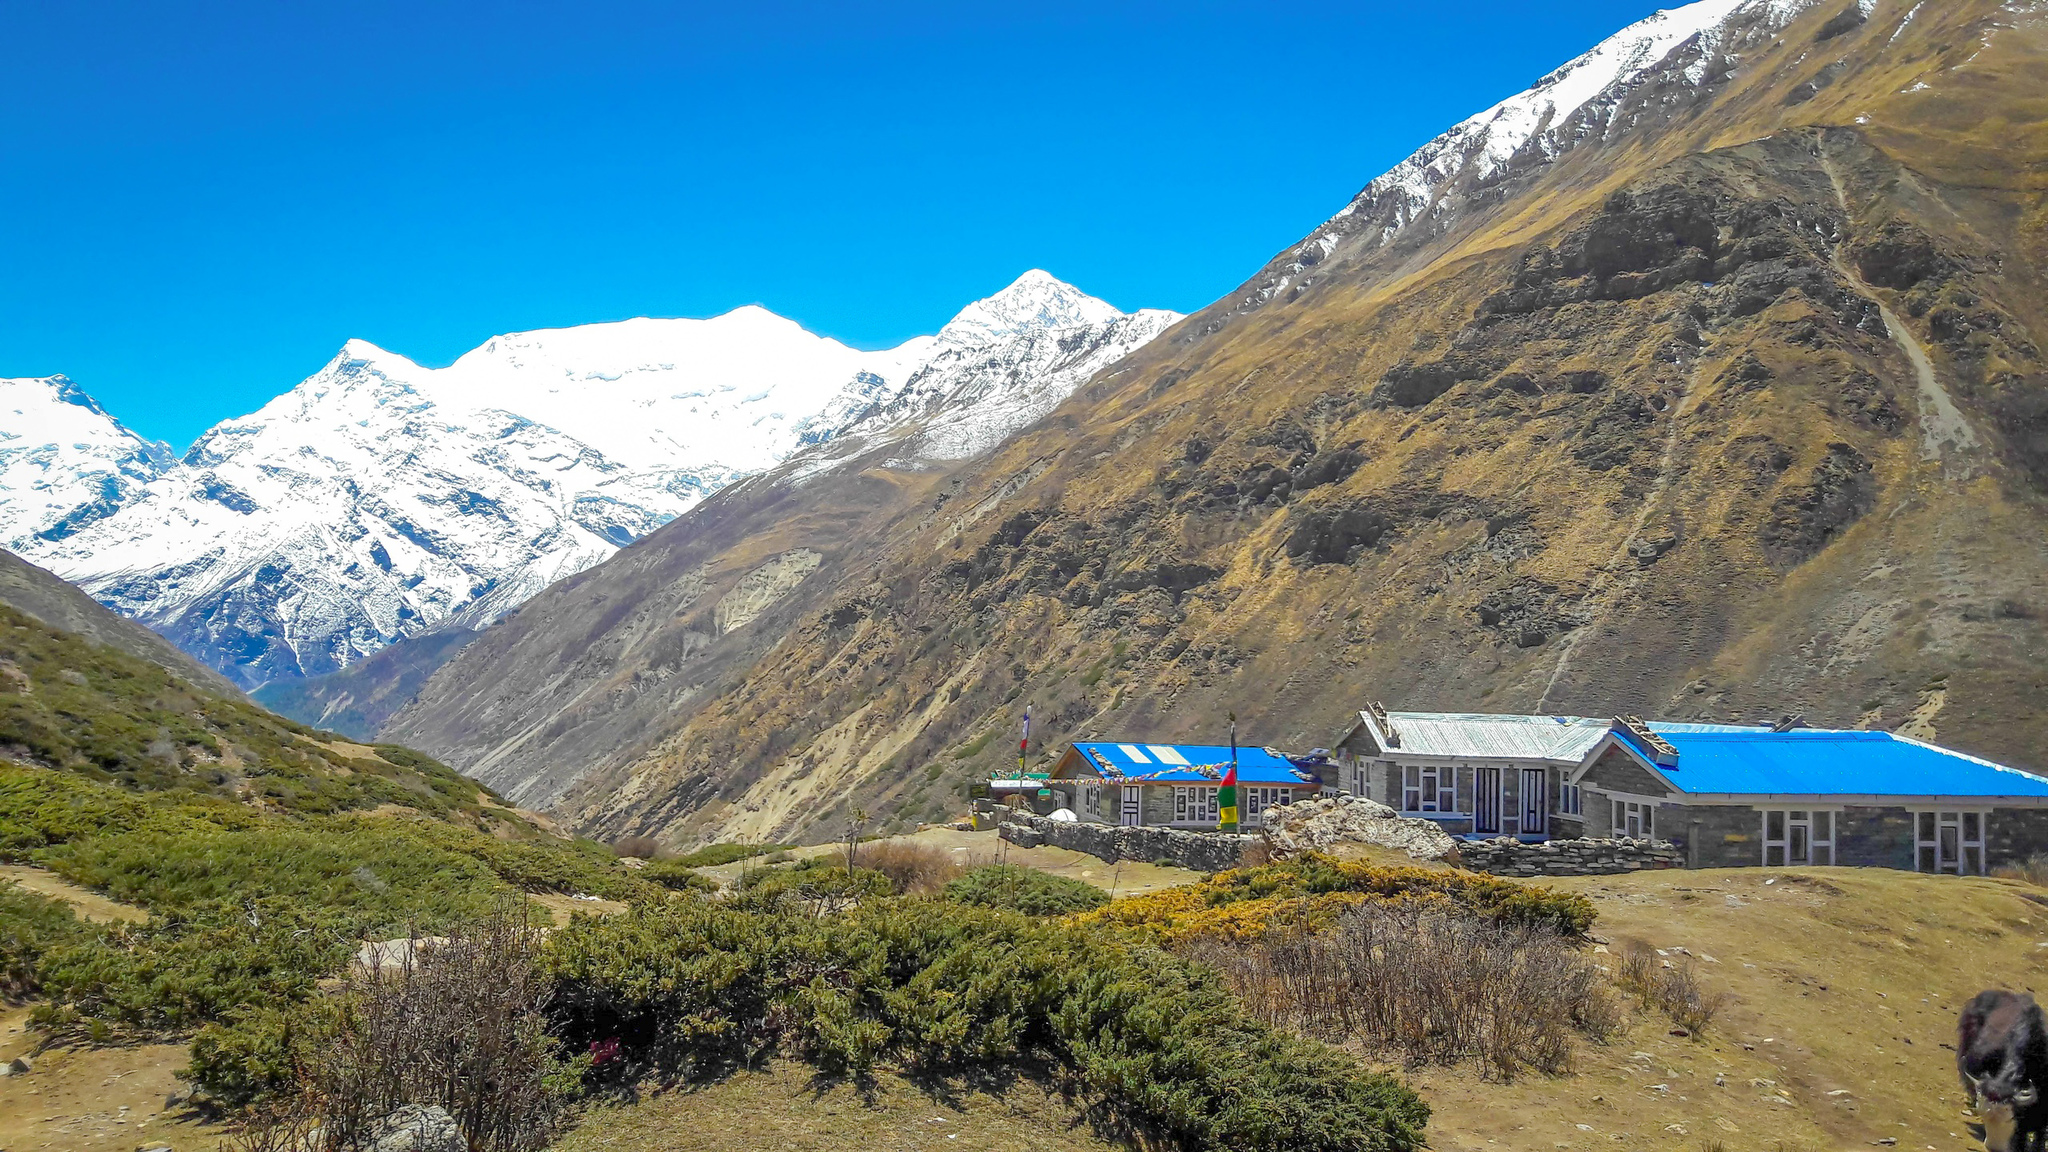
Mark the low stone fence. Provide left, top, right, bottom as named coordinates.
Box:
left=1458, top=835, right=1683, bottom=877
left=998, top=812, right=1254, bottom=873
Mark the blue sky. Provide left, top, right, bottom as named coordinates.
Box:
left=1, top=0, right=1667, bottom=448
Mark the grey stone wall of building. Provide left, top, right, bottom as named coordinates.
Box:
left=1670, top=803, right=1764, bottom=869
left=1988, top=808, right=2048, bottom=869
left=1833, top=806, right=1916, bottom=869
left=998, top=812, right=1253, bottom=872
left=1458, top=836, right=1684, bottom=877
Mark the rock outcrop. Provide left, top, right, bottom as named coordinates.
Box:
left=1259, top=795, right=1461, bottom=863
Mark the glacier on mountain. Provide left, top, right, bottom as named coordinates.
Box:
left=0, top=272, right=1178, bottom=688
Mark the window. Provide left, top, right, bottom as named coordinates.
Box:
left=1402, top=765, right=1456, bottom=813
left=1245, top=786, right=1292, bottom=825
left=1557, top=780, right=1582, bottom=816
left=1760, top=809, right=1834, bottom=866
left=1173, top=786, right=1219, bottom=825
left=1916, top=810, right=1988, bottom=875
left=1611, top=799, right=1655, bottom=839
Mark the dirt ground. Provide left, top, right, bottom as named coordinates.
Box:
left=555, top=1059, right=1122, bottom=1152
left=690, top=827, right=1203, bottom=896
left=0, top=1004, right=221, bottom=1152
left=1409, top=865, right=2043, bottom=1151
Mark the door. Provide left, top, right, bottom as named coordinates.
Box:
left=1473, top=767, right=1502, bottom=835
left=1120, top=786, right=1142, bottom=826
left=1519, top=769, right=1547, bottom=836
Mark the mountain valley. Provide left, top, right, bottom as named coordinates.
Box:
left=373, top=0, right=2048, bottom=847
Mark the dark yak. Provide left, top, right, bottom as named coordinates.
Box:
left=1960, top=990, right=2048, bottom=1152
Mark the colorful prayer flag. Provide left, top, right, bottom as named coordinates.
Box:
left=1220, top=712, right=1240, bottom=831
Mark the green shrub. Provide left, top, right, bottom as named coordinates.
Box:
left=32, top=898, right=353, bottom=1038
left=0, top=886, right=98, bottom=996
left=944, top=865, right=1108, bottom=916
left=730, top=863, right=892, bottom=913
left=542, top=899, right=1429, bottom=1152
left=637, top=859, right=717, bottom=893
left=2, top=764, right=650, bottom=1046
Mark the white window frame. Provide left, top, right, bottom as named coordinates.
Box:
left=1759, top=808, right=1836, bottom=867
left=1172, top=785, right=1219, bottom=826
left=1915, top=809, right=1989, bottom=875
left=1557, top=780, right=1582, bottom=816
left=1402, top=764, right=1457, bottom=814
left=1611, top=797, right=1656, bottom=839
left=1244, top=786, right=1292, bottom=826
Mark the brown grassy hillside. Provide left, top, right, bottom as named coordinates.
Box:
left=387, top=0, right=2048, bottom=846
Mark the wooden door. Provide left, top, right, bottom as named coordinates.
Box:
left=1120, top=786, right=1142, bottom=827
left=1519, top=769, right=1547, bottom=836
left=1473, top=767, right=1502, bottom=834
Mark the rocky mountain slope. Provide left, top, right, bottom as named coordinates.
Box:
left=377, top=0, right=2048, bottom=845
left=1, top=275, right=1172, bottom=691
left=0, top=548, right=239, bottom=696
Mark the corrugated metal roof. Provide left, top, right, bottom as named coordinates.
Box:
left=1070, top=742, right=1318, bottom=786
left=1641, top=726, right=2048, bottom=798
left=1374, top=712, right=1613, bottom=764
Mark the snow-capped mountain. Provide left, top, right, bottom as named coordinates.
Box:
left=2, top=273, right=1175, bottom=688
left=0, top=375, right=173, bottom=548
left=1242, top=0, right=1823, bottom=307
left=787, top=270, right=1180, bottom=475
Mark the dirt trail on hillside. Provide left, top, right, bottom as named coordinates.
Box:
left=0, top=864, right=146, bottom=923
left=1821, top=147, right=1982, bottom=478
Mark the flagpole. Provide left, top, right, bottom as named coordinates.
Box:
left=1220, top=710, right=1240, bottom=833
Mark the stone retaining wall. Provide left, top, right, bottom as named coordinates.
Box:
left=998, top=812, right=1253, bottom=873
left=1458, top=835, right=1684, bottom=877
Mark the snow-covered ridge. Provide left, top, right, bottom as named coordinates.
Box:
left=0, top=272, right=1174, bottom=688
left=0, top=375, right=173, bottom=548
left=1248, top=0, right=1821, bottom=301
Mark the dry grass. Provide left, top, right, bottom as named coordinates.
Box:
left=1182, top=902, right=1619, bottom=1080
left=1993, top=853, right=2048, bottom=887
left=1613, top=938, right=1730, bottom=1035
left=854, top=841, right=973, bottom=895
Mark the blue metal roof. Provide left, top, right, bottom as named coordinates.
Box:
left=1637, top=726, right=2048, bottom=798
left=1068, top=741, right=1321, bottom=786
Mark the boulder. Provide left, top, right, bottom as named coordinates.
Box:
left=367, top=1104, right=465, bottom=1152
left=1261, top=795, right=1460, bottom=863
left=353, top=936, right=451, bottom=973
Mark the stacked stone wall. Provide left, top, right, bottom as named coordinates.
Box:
left=997, top=811, right=1253, bottom=872
left=1459, top=835, right=1684, bottom=877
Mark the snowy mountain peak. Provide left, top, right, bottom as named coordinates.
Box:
left=1272, top=0, right=1817, bottom=285
left=4, top=276, right=1175, bottom=688
left=937, top=270, right=1127, bottom=344
left=0, top=375, right=173, bottom=550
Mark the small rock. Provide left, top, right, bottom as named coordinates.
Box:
left=3, top=1055, right=29, bottom=1075
left=367, top=1104, right=464, bottom=1152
